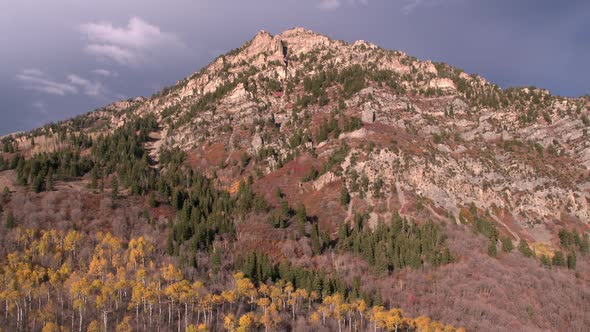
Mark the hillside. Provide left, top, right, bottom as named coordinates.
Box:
left=1, top=27, right=589, bottom=331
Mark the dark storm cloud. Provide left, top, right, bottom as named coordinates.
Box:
left=1, top=0, right=589, bottom=135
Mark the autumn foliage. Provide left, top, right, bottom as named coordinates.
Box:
left=0, top=228, right=462, bottom=331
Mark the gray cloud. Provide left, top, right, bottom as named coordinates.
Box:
left=80, top=17, right=182, bottom=65
left=93, top=69, right=118, bottom=77
left=16, top=69, right=109, bottom=98
left=67, top=74, right=106, bottom=97
left=16, top=69, right=78, bottom=96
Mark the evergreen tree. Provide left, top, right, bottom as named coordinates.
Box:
left=274, top=187, right=283, bottom=199
left=337, top=221, right=349, bottom=250
left=280, top=200, right=291, bottom=221
left=166, top=233, right=176, bottom=255
left=552, top=251, right=566, bottom=267
left=311, top=224, right=322, bottom=255
left=540, top=254, right=552, bottom=267
left=340, top=185, right=350, bottom=206
left=90, top=166, right=99, bottom=189
left=295, top=203, right=307, bottom=236
left=46, top=171, right=54, bottom=191
left=111, top=176, right=119, bottom=200
left=32, top=174, right=45, bottom=193
left=501, top=237, right=514, bottom=253
left=518, top=240, right=534, bottom=258
left=5, top=211, right=15, bottom=229
left=148, top=192, right=158, bottom=207
left=567, top=252, right=576, bottom=270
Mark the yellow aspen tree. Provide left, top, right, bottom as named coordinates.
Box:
left=237, top=312, right=254, bottom=332
left=127, top=236, right=154, bottom=271
left=144, top=281, right=160, bottom=328
left=115, top=316, right=133, bottom=332
left=309, top=290, right=319, bottom=309
left=165, top=280, right=192, bottom=332
left=211, top=294, right=224, bottom=327
left=268, top=303, right=283, bottom=330
left=354, top=299, right=367, bottom=328
left=162, top=263, right=183, bottom=283
left=223, top=313, right=237, bottom=332
left=414, top=316, right=432, bottom=332
left=128, top=280, right=145, bottom=327
left=370, top=306, right=385, bottom=332
left=429, top=320, right=444, bottom=332
left=309, top=311, right=321, bottom=326
left=41, top=321, right=60, bottom=332
left=221, top=289, right=237, bottom=312
left=258, top=283, right=270, bottom=297
left=234, top=273, right=256, bottom=304
left=69, top=273, right=91, bottom=332
left=86, top=320, right=100, bottom=332
left=64, top=230, right=83, bottom=263
left=385, top=308, right=404, bottom=332
left=114, top=268, right=129, bottom=310
left=198, top=294, right=214, bottom=327
left=443, top=324, right=456, bottom=332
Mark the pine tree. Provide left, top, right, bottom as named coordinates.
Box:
left=274, top=187, right=283, bottom=199
left=489, top=241, right=499, bottom=257
left=552, top=251, right=566, bottom=267
left=501, top=237, right=514, bottom=253
left=32, top=174, right=45, bottom=193
left=111, top=176, right=119, bottom=200
left=46, top=171, right=54, bottom=191
left=340, top=185, right=350, bottom=206
left=166, top=233, right=176, bottom=256
left=540, top=254, right=552, bottom=267
left=149, top=192, right=158, bottom=207
left=295, top=203, right=307, bottom=236
left=311, top=224, right=322, bottom=255
left=518, top=240, right=534, bottom=258
left=337, top=222, right=349, bottom=250
left=567, top=252, right=576, bottom=270
left=5, top=210, right=15, bottom=229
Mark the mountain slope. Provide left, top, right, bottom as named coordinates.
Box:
left=1, top=27, right=589, bottom=331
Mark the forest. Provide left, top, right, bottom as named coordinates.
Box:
left=0, top=228, right=463, bottom=332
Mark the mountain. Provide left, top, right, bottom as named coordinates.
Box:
left=0, top=27, right=589, bottom=331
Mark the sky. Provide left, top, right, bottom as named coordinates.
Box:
left=1, top=0, right=589, bottom=135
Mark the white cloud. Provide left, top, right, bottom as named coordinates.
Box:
left=86, top=44, right=138, bottom=65
left=80, top=17, right=182, bottom=65
left=401, top=0, right=443, bottom=14
left=93, top=69, right=118, bottom=77
left=67, top=74, right=106, bottom=97
left=16, top=70, right=78, bottom=96
left=22, top=68, right=45, bottom=76
left=318, top=0, right=341, bottom=10
left=16, top=69, right=109, bottom=98
left=317, top=0, right=368, bottom=10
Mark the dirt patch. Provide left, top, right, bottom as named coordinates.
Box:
left=0, top=170, right=17, bottom=191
